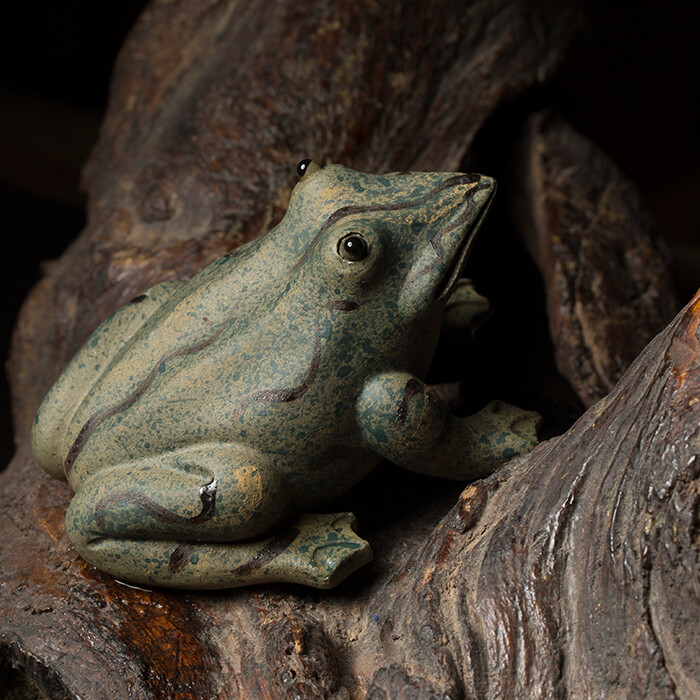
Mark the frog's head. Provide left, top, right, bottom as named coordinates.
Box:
left=282, top=161, right=495, bottom=324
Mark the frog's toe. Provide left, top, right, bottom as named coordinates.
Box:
left=289, top=512, right=373, bottom=589
left=509, top=409, right=541, bottom=451
left=483, top=400, right=541, bottom=454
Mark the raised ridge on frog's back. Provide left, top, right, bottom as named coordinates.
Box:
left=32, top=160, right=540, bottom=589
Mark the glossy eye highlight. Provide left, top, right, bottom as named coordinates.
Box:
left=296, top=158, right=312, bottom=177
left=337, top=233, right=369, bottom=262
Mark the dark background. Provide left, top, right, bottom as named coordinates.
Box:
left=0, top=0, right=698, bottom=467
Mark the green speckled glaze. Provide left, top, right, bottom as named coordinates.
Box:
left=31, top=162, right=539, bottom=590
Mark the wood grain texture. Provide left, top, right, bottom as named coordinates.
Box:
left=513, top=111, right=679, bottom=405
left=363, top=291, right=700, bottom=698
left=2, top=1, right=696, bottom=698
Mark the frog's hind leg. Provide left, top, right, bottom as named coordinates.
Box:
left=32, top=280, right=186, bottom=480
left=65, top=448, right=372, bottom=589
left=68, top=511, right=372, bottom=590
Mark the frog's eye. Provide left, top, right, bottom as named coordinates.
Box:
left=297, top=158, right=313, bottom=177
left=337, top=233, right=369, bottom=262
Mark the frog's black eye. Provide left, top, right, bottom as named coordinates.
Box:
left=297, top=158, right=312, bottom=177
left=337, top=233, right=369, bottom=262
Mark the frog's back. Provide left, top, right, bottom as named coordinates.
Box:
left=31, top=244, right=284, bottom=481
left=34, top=263, right=376, bottom=496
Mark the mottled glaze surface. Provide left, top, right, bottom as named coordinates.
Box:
left=31, top=162, right=539, bottom=589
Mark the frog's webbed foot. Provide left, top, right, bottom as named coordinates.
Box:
left=276, top=512, right=373, bottom=589
left=479, top=400, right=540, bottom=452
left=441, top=278, right=492, bottom=346
left=438, top=399, right=541, bottom=480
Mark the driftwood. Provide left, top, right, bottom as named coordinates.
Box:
left=1, top=1, right=694, bottom=697
left=513, top=111, right=679, bottom=406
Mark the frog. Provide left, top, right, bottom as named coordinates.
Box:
left=31, top=160, right=540, bottom=590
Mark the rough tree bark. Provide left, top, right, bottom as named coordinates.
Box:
left=1, top=1, right=694, bottom=698
left=513, top=111, right=679, bottom=406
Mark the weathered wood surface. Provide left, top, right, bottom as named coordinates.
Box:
left=1, top=0, right=695, bottom=698
left=513, top=111, right=679, bottom=406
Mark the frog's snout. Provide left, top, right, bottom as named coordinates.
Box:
left=457, top=174, right=496, bottom=212
left=430, top=173, right=496, bottom=302
left=463, top=174, right=496, bottom=231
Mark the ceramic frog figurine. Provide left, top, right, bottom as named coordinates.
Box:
left=31, top=160, right=539, bottom=590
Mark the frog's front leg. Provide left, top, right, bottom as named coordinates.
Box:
left=357, top=372, right=540, bottom=481
left=66, top=445, right=371, bottom=589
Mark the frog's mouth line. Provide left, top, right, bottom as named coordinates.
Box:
left=434, top=184, right=495, bottom=302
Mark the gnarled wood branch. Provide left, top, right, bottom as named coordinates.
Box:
left=1, top=1, right=693, bottom=698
